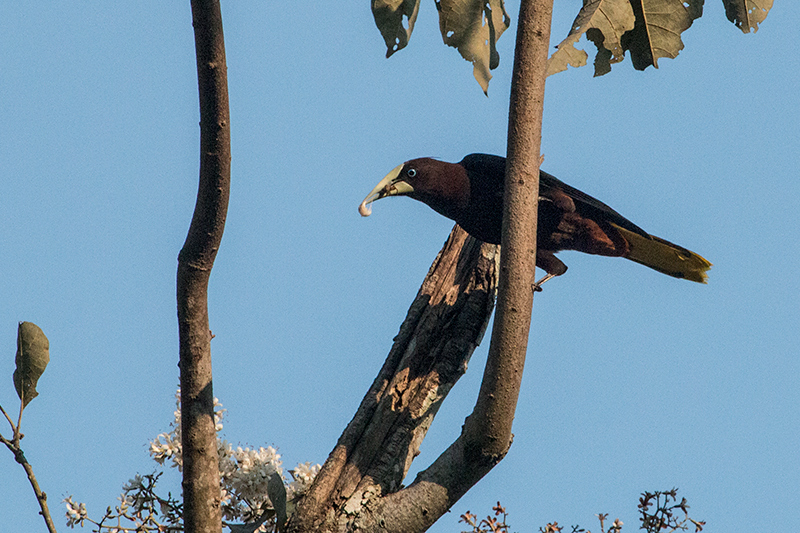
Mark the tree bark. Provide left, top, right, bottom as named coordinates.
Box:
left=178, top=1, right=230, bottom=533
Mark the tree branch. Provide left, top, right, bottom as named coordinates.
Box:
left=287, top=227, right=499, bottom=533
left=178, top=1, right=230, bottom=532
left=463, top=0, right=553, bottom=460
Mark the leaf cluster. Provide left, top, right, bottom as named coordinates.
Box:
left=372, top=0, right=773, bottom=90
left=547, top=0, right=772, bottom=77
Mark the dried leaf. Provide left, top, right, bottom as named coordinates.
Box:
left=14, top=322, right=50, bottom=409
left=436, top=0, right=510, bottom=93
left=372, top=0, right=421, bottom=58
left=547, top=0, right=635, bottom=77
left=622, top=0, right=704, bottom=70
left=723, top=0, right=772, bottom=33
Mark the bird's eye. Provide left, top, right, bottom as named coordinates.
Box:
left=407, top=168, right=417, bottom=178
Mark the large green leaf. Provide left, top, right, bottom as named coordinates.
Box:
left=622, top=0, right=704, bottom=70
left=723, top=0, right=772, bottom=33
left=13, top=321, right=50, bottom=409
left=436, top=0, right=510, bottom=93
left=372, top=0, right=421, bottom=57
left=547, top=0, right=636, bottom=77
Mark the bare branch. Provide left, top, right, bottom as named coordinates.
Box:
left=178, top=1, right=230, bottom=532
left=464, top=0, right=553, bottom=458
left=366, top=1, right=556, bottom=529
left=0, top=403, right=15, bottom=434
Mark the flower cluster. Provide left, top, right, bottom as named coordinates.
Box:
left=638, top=489, right=705, bottom=533
left=288, top=461, right=321, bottom=497
left=460, top=502, right=512, bottom=533
left=596, top=513, right=624, bottom=533
left=149, top=389, right=225, bottom=470
left=219, top=442, right=284, bottom=522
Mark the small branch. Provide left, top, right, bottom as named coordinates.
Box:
left=0, top=403, right=16, bottom=434
left=178, top=1, right=231, bottom=532
left=16, top=389, right=25, bottom=442
left=2, top=435, right=58, bottom=533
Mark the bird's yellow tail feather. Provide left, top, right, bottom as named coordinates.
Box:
left=611, top=223, right=712, bottom=283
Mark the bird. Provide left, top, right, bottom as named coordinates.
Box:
left=359, top=153, right=711, bottom=289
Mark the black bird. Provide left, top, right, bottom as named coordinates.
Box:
left=360, top=154, right=711, bottom=288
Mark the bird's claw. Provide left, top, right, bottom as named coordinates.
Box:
left=531, top=273, right=556, bottom=294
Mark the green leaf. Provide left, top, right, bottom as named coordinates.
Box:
left=436, top=0, right=510, bottom=94
left=622, top=0, right=703, bottom=70
left=547, top=0, right=636, bottom=77
left=267, top=472, right=288, bottom=532
left=14, top=321, right=50, bottom=409
left=723, top=0, right=772, bottom=33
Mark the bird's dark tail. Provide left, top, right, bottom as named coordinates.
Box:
left=611, top=223, right=712, bottom=283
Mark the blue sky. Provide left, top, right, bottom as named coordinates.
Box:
left=2, top=2, right=798, bottom=532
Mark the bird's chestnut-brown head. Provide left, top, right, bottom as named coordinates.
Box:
left=359, top=158, right=470, bottom=220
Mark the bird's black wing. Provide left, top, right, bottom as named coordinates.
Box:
left=461, top=153, right=652, bottom=239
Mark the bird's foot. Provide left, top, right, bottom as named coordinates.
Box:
left=532, top=273, right=556, bottom=293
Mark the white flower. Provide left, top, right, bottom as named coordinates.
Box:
left=150, top=430, right=182, bottom=467
left=148, top=389, right=227, bottom=470
left=225, top=445, right=283, bottom=502
left=117, top=493, right=132, bottom=512
left=288, top=462, right=321, bottom=497
left=213, top=396, right=226, bottom=431
left=64, top=496, right=88, bottom=528
left=122, top=474, right=144, bottom=492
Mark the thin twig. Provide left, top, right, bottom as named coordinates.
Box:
left=0, top=403, right=16, bottom=434
left=16, top=345, right=26, bottom=442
